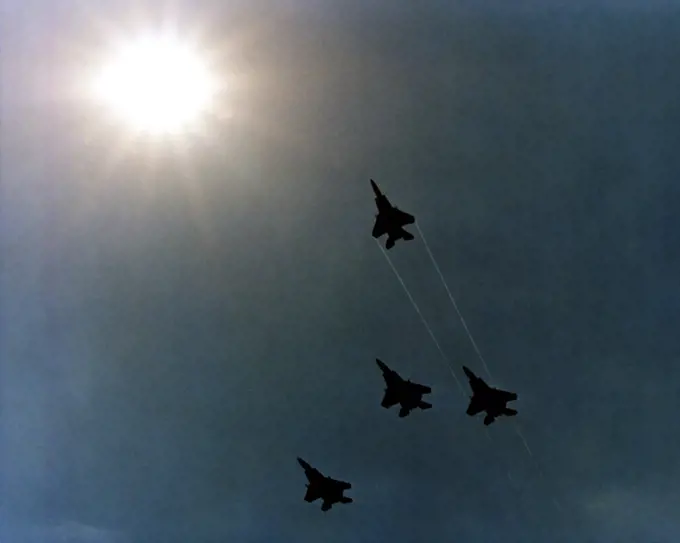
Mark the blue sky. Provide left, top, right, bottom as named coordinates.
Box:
left=2, top=0, right=680, bottom=542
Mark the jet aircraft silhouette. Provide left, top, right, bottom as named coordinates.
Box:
left=376, top=358, right=432, bottom=417
left=463, top=366, right=518, bottom=426
left=370, top=179, right=416, bottom=249
left=297, top=457, right=353, bottom=512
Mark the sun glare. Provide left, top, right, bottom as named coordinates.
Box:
left=92, top=34, right=218, bottom=135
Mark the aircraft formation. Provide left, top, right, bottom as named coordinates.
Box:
left=298, top=180, right=519, bottom=512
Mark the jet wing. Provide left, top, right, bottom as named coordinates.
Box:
left=380, top=388, right=400, bottom=409
left=393, top=208, right=415, bottom=226
left=466, top=396, right=485, bottom=416
left=304, top=485, right=322, bottom=502
left=411, top=382, right=431, bottom=394
left=495, top=389, right=518, bottom=402
left=372, top=214, right=388, bottom=238
left=462, top=366, right=488, bottom=394
left=330, top=478, right=352, bottom=490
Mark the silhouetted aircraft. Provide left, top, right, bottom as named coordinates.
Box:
left=376, top=358, right=432, bottom=417
left=297, top=457, right=353, bottom=512
left=370, top=179, right=416, bottom=249
left=463, top=366, right=518, bottom=426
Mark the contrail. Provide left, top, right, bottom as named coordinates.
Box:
left=414, top=222, right=574, bottom=523
left=377, top=237, right=544, bottom=535
left=514, top=422, right=534, bottom=457
left=376, top=240, right=466, bottom=396
left=415, top=222, right=494, bottom=380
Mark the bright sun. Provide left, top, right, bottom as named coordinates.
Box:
left=92, top=34, right=218, bottom=135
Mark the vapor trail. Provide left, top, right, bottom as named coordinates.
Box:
left=376, top=240, right=466, bottom=396
left=514, top=422, right=534, bottom=457
left=414, top=222, right=572, bottom=521
left=415, top=222, right=493, bottom=380
left=377, top=237, right=537, bottom=533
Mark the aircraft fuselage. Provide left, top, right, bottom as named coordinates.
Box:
left=396, top=382, right=425, bottom=405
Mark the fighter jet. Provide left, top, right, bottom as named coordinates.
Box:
left=370, top=179, right=416, bottom=250
left=297, top=457, right=353, bottom=512
left=376, top=358, right=432, bottom=417
left=463, top=366, right=518, bottom=426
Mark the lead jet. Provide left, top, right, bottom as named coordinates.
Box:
left=370, top=179, right=416, bottom=250
left=297, top=457, right=353, bottom=512
left=376, top=358, right=432, bottom=418
left=463, top=366, right=518, bottom=426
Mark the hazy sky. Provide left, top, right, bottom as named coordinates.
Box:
left=3, top=0, right=680, bottom=542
